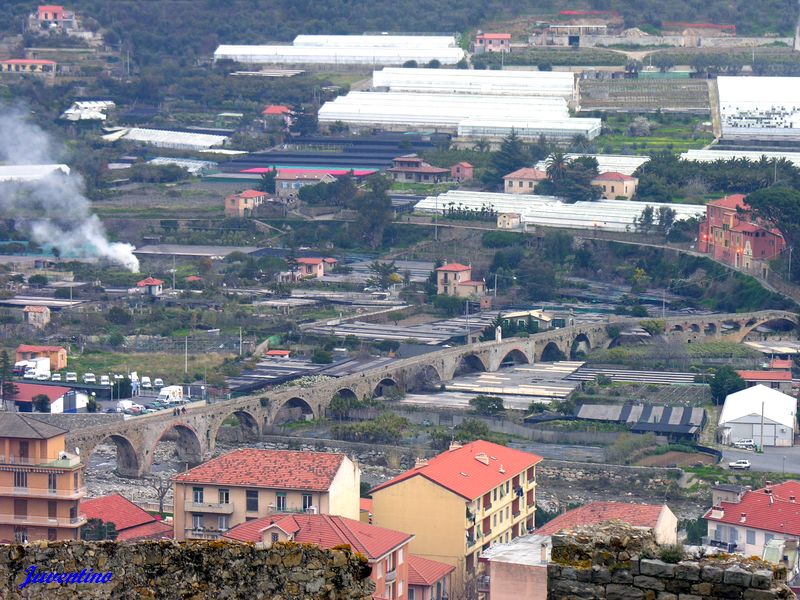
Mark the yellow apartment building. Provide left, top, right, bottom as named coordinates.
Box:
left=0, top=413, right=86, bottom=542
left=370, top=440, right=542, bottom=587
left=172, top=448, right=360, bottom=540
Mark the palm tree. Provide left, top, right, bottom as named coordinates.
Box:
left=473, top=139, right=490, bottom=153
left=545, top=151, right=569, bottom=182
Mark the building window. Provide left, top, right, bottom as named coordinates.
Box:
left=74, top=472, right=79, bottom=489
left=276, top=492, right=286, bottom=511
left=48, top=473, right=57, bottom=493
left=192, top=514, right=203, bottom=530
left=48, top=500, right=57, bottom=520
left=303, top=494, right=313, bottom=511
left=398, top=548, right=403, bottom=565
left=765, top=533, right=774, bottom=544
left=246, top=490, right=258, bottom=512
left=19, top=441, right=28, bottom=458
left=398, top=580, right=403, bottom=597
left=409, top=588, right=415, bottom=600
left=192, top=487, right=204, bottom=503
left=219, top=489, right=229, bottom=504
left=14, top=527, right=27, bottom=543
left=218, top=515, right=229, bottom=531
left=48, top=528, right=57, bottom=541
left=13, top=471, right=27, bottom=489
left=493, top=489, right=497, bottom=501
left=746, top=529, right=756, bottom=545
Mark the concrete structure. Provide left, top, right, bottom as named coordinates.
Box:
left=718, top=385, right=797, bottom=447
left=136, top=276, right=163, bottom=297
left=0, top=164, right=69, bottom=182
left=718, top=76, right=800, bottom=141
left=408, top=555, right=454, bottom=600
left=387, top=155, right=449, bottom=184
left=224, top=189, right=268, bottom=217
left=15, top=383, right=87, bottom=414
left=704, top=480, right=800, bottom=557
left=0, top=59, right=56, bottom=80
left=474, top=33, right=511, bottom=53
left=225, top=513, right=415, bottom=600
left=173, top=448, right=360, bottom=541
left=591, top=171, right=638, bottom=199
left=478, top=534, right=550, bottom=600
left=503, top=168, right=547, bottom=194
left=80, top=493, right=172, bottom=541
left=15, top=344, right=67, bottom=371
left=369, top=440, right=543, bottom=587
left=60, top=310, right=796, bottom=478
left=276, top=169, right=336, bottom=200
left=0, top=413, right=86, bottom=542
left=497, top=213, right=521, bottom=230
left=736, top=369, right=793, bottom=394
left=22, top=305, right=50, bottom=328
left=450, top=162, right=473, bottom=182
left=575, top=403, right=706, bottom=441
left=435, top=262, right=485, bottom=298
left=698, top=194, right=785, bottom=278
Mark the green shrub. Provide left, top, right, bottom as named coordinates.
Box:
left=658, top=544, right=685, bottom=564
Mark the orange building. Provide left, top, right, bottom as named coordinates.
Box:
left=15, top=344, right=67, bottom=371
left=225, top=513, right=419, bottom=600
left=435, top=262, right=485, bottom=298
left=0, top=413, right=86, bottom=542
left=474, top=33, right=512, bottom=53
left=224, top=189, right=269, bottom=217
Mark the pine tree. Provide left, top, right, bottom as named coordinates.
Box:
left=483, top=130, right=529, bottom=188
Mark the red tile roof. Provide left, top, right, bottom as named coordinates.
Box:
left=407, top=555, right=454, bottom=587
left=387, top=165, right=449, bottom=174
left=454, top=162, right=473, bottom=168
left=704, top=481, right=800, bottom=536
left=136, top=277, right=164, bottom=287
left=224, top=513, right=412, bottom=560
left=236, top=189, right=266, bottom=198
left=275, top=170, right=338, bottom=181
left=15, top=383, right=72, bottom=403
left=536, top=501, right=665, bottom=536
left=172, top=448, right=346, bottom=491
left=477, top=33, right=512, bottom=40
left=81, top=494, right=172, bottom=541
left=360, top=498, right=373, bottom=513
left=116, top=519, right=173, bottom=541
left=23, top=306, right=49, bottom=313
left=295, top=257, right=324, bottom=265
left=16, top=344, right=64, bottom=353
left=262, top=105, right=291, bottom=116
left=736, top=370, right=793, bottom=381
left=370, top=440, right=542, bottom=500
left=771, top=359, right=793, bottom=370
left=593, top=171, right=636, bottom=182
left=503, top=167, right=547, bottom=181
left=1, top=59, right=56, bottom=66
left=266, top=349, right=291, bottom=357
left=185, top=275, right=203, bottom=282
left=708, top=194, right=747, bottom=210
left=435, top=263, right=471, bottom=273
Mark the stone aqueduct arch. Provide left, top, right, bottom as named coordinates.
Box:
left=68, top=310, right=796, bottom=477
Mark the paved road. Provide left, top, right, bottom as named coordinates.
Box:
left=722, top=446, right=800, bottom=475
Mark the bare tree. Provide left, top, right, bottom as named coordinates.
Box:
left=141, top=474, right=172, bottom=515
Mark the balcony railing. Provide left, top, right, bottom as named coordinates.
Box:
left=184, top=500, right=234, bottom=514
left=185, top=528, right=226, bottom=540
left=466, top=535, right=476, bottom=547
left=0, top=513, right=86, bottom=527
left=385, top=569, right=397, bottom=583
left=0, top=485, right=86, bottom=499
left=701, top=537, right=738, bottom=552
left=0, top=455, right=81, bottom=468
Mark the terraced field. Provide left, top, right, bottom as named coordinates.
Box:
left=579, top=79, right=711, bottom=113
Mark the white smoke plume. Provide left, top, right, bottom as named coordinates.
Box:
left=0, top=106, right=140, bottom=272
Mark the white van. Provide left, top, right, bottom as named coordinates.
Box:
left=141, top=376, right=152, bottom=389
left=83, top=373, right=96, bottom=384
left=157, top=386, right=184, bottom=404
left=65, top=372, right=77, bottom=383
left=100, top=375, right=111, bottom=386
left=154, top=378, right=164, bottom=388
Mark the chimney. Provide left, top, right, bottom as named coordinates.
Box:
left=540, top=542, right=549, bottom=563
left=711, top=505, right=724, bottom=519
left=474, top=452, right=489, bottom=466
left=449, top=441, right=462, bottom=451
left=740, top=512, right=747, bottom=523
left=499, top=464, right=506, bottom=474
left=790, top=496, right=796, bottom=503
left=415, top=457, right=428, bottom=469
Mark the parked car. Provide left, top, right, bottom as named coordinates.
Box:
left=113, top=374, right=123, bottom=381
left=729, top=460, right=751, bottom=470
left=105, top=408, right=117, bottom=414
left=23, top=371, right=36, bottom=380
left=733, top=440, right=755, bottom=450
left=83, top=373, right=96, bottom=384
left=65, top=372, right=77, bottom=383
left=36, top=372, right=50, bottom=381
left=141, top=376, right=152, bottom=389
left=51, top=373, right=62, bottom=382
left=154, top=378, right=164, bottom=388
left=100, top=375, right=111, bottom=386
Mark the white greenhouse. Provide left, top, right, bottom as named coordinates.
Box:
left=213, top=44, right=465, bottom=66
left=681, top=149, right=800, bottom=169
left=718, top=76, right=800, bottom=140
left=102, top=128, right=229, bottom=151
left=293, top=35, right=458, bottom=48
left=458, top=118, right=602, bottom=142
left=534, top=154, right=650, bottom=176
left=372, top=68, right=576, bottom=98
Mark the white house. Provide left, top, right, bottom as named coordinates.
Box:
left=718, top=385, right=797, bottom=447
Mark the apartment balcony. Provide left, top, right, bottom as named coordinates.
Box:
left=0, top=485, right=86, bottom=500
left=477, top=575, right=491, bottom=593
left=385, top=569, right=397, bottom=583
left=184, top=500, right=234, bottom=514
left=0, top=455, right=81, bottom=469
left=0, top=513, right=86, bottom=528
left=185, top=528, right=226, bottom=540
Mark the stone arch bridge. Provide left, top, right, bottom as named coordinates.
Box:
left=67, top=310, right=796, bottom=477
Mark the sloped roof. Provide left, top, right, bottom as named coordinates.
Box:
left=136, top=277, right=164, bottom=287
left=15, top=383, right=72, bottom=403
left=593, top=171, right=636, bottom=182
left=224, top=513, right=412, bottom=560
left=0, top=413, right=66, bottom=439
left=707, top=194, right=747, bottom=210
left=704, top=481, right=800, bottom=536
left=16, top=344, right=64, bottom=353
left=453, top=162, right=473, bottom=168
left=718, top=384, right=797, bottom=429
left=407, top=555, right=454, bottom=586
left=80, top=494, right=173, bottom=541
left=503, top=167, right=547, bottom=181
left=771, top=359, right=793, bottom=370
left=236, top=189, right=266, bottom=198
left=736, top=370, right=792, bottom=381
left=23, top=306, right=49, bottom=313
left=536, top=501, right=665, bottom=536
left=435, top=263, right=471, bottom=272
left=262, top=105, right=291, bottom=115
left=477, top=33, right=512, bottom=40
left=172, top=448, right=346, bottom=491
left=370, top=440, right=542, bottom=500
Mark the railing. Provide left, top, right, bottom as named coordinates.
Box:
left=702, top=537, right=738, bottom=552
left=0, top=485, right=86, bottom=499
left=466, top=536, right=476, bottom=547
left=385, top=569, right=397, bottom=583
left=184, top=500, right=234, bottom=514
left=0, top=514, right=86, bottom=527
left=0, top=455, right=80, bottom=468
left=185, top=528, right=226, bottom=540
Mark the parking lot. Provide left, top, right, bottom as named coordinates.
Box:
left=722, top=445, right=800, bottom=475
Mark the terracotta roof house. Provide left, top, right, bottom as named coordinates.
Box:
left=408, top=554, right=455, bottom=600
left=81, top=494, right=172, bottom=541
left=736, top=370, right=793, bottom=394
left=14, top=382, right=87, bottom=414
left=172, top=448, right=360, bottom=541
left=22, top=305, right=51, bottom=329
left=225, top=513, right=415, bottom=600
left=591, top=171, right=639, bottom=199
left=503, top=167, right=547, bottom=194
left=262, top=104, right=291, bottom=116
left=136, top=276, right=164, bottom=297
left=275, top=169, right=336, bottom=200
left=704, top=480, right=800, bottom=556
left=451, top=161, right=474, bottom=182
left=475, top=33, right=512, bottom=53
left=386, top=154, right=449, bottom=184
left=224, top=189, right=269, bottom=217
left=15, top=344, right=67, bottom=370
left=292, top=256, right=338, bottom=279
left=434, top=262, right=485, bottom=298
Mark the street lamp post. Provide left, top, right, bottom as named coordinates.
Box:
left=783, top=455, right=786, bottom=475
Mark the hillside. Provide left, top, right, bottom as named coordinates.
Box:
left=2, top=0, right=797, bottom=66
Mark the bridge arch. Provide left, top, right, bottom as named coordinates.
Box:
left=670, top=324, right=684, bottom=333
left=570, top=334, right=591, bottom=359
left=144, top=423, right=204, bottom=475
left=86, top=433, right=140, bottom=479
left=212, top=409, right=261, bottom=445
left=704, top=323, right=717, bottom=336
left=274, top=396, right=315, bottom=424
left=453, top=354, right=488, bottom=377
left=498, top=349, right=530, bottom=368
left=374, top=378, right=400, bottom=398
left=406, top=364, right=443, bottom=393
left=689, top=324, right=700, bottom=333
left=333, top=388, right=359, bottom=403
left=740, top=315, right=797, bottom=340
left=539, top=341, right=567, bottom=362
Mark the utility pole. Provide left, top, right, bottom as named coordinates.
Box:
left=184, top=335, right=188, bottom=374
left=662, top=289, right=666, bottom=320
left=239, top=327, right=243, bottom=357
left=494, top=272, right=498, bottom=298
left=760, top=400, right=765, bottom=451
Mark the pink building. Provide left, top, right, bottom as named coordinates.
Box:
left=293, top=257, right=337, bottom=279
left=408, top=555, right=454, bottom=600
left=474, top=33, right=512, bottom=53
left=450, top=162, right=474, bottom=182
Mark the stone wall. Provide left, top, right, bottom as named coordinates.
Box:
left=547, top=523, right=794, bottom=600
left=0, top=540, right=373, bottom=599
